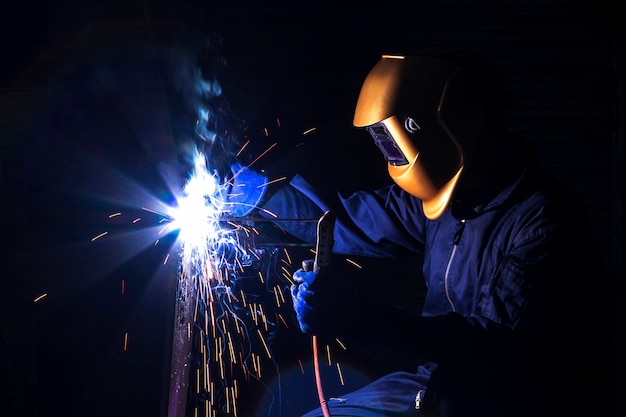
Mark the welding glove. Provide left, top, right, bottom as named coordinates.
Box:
left=290, top=258, right=355, bottom=337
left=223, top=162, right=268, bottom=217
left=289, top=259, right=445, bottom=367
left=289, top=261, right=420, bottom=368
left=289, top=259, right=369, bottom=340
left=290, top=261, right=316, bottom=333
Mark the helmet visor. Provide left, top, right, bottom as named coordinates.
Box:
left=366, top=122, right=409, bottom=166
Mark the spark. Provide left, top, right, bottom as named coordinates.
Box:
left=283, top=247, right=292, bottom=264
left=154, top=149, right=302, bottom=415
left=336, top=363, right=345, bottom=386
left=277, top=313, right=289, bottom=328
left=273, top=286, right=281, bottom=307
left=88, top=118, right=343, bottom=415
left=335, top=338, right=347, bottom=351
left=276, top=284, right=286, bottom=304
left=33, top=293, right=48, bottom=303
left=279, top=266, right=291, bottom=278
left=262, top=176, right=288, bottom=187
left=258, top=207, right=279, bottom=218
left=257, top=328, right=272, bottom=359
left=91, top=231, right=108, bottom=241
left=243, top=142, right=277, bottom=170
left=236, top=139, right=251, bottom=157
left=345, top=258, right=363, bottom=269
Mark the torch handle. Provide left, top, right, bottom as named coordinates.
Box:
left=313, top=210, right=336, bottom=272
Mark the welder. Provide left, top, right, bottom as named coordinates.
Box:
left=256, top=53, right=616, bottom=417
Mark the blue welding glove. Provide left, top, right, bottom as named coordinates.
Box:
left=289, top=259, right=426, bottom=366
left=290, top=259, right=358, bottom=338
left=290, top=259, right=318, bottom=333
left=223, top=162, right=268, bottom=217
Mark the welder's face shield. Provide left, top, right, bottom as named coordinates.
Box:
left=366, top=122, right=409, bottom=166
left=354, top=55, right=486, bottom=220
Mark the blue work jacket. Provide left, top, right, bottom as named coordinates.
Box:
left=260, top=161, right=614, bottom=416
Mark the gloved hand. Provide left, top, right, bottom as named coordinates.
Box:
left=223, top=162, right=268, bottom=217
left=289, top=257, right=432, bottom=368
left=288, top=259, right=370, bottom=340
left=289, top=258, right=418, bottom=368
left=290, top=259, right=318, bottom=333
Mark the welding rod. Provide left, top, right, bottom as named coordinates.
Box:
left=219, top=217, right=321, bottom=223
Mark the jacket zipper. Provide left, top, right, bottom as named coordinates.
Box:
left=444, top=218, right=466, bottom=312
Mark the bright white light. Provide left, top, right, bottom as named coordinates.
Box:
left=174, top=154, right=222, bottom=255
left=167, top=151, right=247, bottom=280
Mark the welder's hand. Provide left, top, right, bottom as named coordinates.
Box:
left=290, top=259, right=319, bottom=333
left=223, top=162, right=268, bottom=217
left=290, top=258, right=376, bottom=339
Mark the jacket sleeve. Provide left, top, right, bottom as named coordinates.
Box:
left=259, top=173, right=427, bottom=257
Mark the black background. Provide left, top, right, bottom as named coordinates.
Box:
left=1, top=1, right=624, bottom=417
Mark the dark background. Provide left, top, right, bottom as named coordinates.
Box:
left=1, top=1, right=623, bottom=416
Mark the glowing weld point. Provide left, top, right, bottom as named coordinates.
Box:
left=168, top=153, right=223, bottom=255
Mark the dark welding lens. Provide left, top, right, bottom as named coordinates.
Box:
left=366, top=123, right=409, bottom=166
left=370, top=125, right=387, bottom=136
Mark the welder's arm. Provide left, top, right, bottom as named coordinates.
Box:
left=259, top=174, right=425, bottom=257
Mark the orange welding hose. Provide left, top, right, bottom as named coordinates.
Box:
left=312, top=335, right=332, bottom=417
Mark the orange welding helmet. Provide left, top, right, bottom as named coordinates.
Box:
left=353, top=54, right=490, bottom=220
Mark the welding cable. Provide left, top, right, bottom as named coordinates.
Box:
left=312, top=334, right=332, bottom=417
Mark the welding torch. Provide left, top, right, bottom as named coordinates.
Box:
left=224, top=210, right=337, bottom=415
left=302, top=210, right=336, bottom=417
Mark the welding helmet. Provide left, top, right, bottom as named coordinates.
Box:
left=354, top=54, right=492, bottom=220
